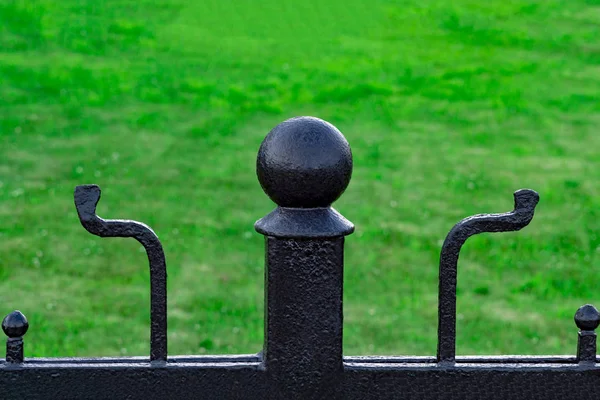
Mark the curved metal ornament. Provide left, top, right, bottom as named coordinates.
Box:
left=437, top=189, right=539, bottom=364
left=74, top=184, right=167, bottom=362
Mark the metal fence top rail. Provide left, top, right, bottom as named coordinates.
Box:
left=1, top=116, right=599, bottom=400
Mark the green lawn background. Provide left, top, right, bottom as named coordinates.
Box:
left=0, top=0, right=599, bottom=357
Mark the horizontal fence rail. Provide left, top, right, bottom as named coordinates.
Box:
left=2, top=116, right=599, bottom=399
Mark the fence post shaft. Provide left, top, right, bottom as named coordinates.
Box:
left=255, top=117, right=354, bottom=399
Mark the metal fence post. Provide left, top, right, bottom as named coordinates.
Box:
left=255, top=117, right=354, bottom=400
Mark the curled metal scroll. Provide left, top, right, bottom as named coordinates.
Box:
left=437, top=189, right=539, bottom=364
left=74, top=184, right=167, bottom=362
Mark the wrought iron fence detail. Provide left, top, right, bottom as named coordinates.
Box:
left=255, top=116, right=353, bottom=398
left=575, top=304, right=600, bottom=364
left=2, top=311, right=28, bottom=363
left=437, top=188, right=540, bottom=364
left=74, top=184, right=167, bottom=362
left=1, top=116, right=599, bottom=399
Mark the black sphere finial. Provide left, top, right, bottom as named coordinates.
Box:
left=2, top=310, right=29, bottom=338
left=257, top=116, right=353, bottom=208
left=575, top=304, right=600, bottom=331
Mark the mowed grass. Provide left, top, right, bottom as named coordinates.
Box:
left=1, top=0, right=599, bottom=358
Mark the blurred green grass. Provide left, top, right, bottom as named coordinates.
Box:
left=0, top=0, right=599, bottom=358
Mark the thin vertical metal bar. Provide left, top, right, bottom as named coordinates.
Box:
left=437, top=189, right=539, bottom=364
left=74, top=185, right=167, bottom=362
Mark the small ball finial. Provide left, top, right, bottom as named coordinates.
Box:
left=575, top=304, right=600, bottom=331
left=2, top=310, right=29, bottom=338
left=257, top=116, right=352, bottom=208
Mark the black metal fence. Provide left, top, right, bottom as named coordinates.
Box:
left=2, top=116, right=599, bottom=399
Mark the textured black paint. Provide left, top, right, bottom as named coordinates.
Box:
left=255, top=206, right=354, bottom=238
left=263, top=238, right=345, bottom=400
left=2, top=311, right=28, bottom=363
left=255, top=116, right=354, bottom=239
left=343, top=362, right=600, bottom=400
left=437, top=189, right=539, bottom=364
left=74, top=185, right=167, bottom=362
left=256, top=116, right=352, bottom=209
left=2, top=116, right=599, bottom=399
left=2, top=358, right=600, bottom=399
left=255, top=116, right=353, bottom=399
left=575, top=304, right=600, bottom=363
left=0, top=359, right=264, bottom=400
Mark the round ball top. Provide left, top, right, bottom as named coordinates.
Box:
left=257, top=116, right=352, bottom=208
left=2, top=310, right=29, bottom=338
left=575, top=304, right=600, bottom=331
